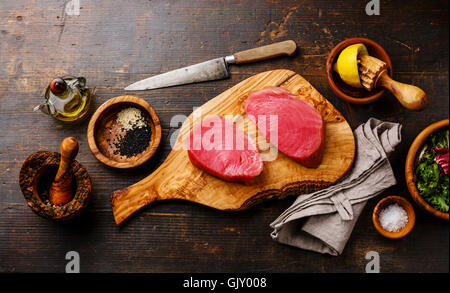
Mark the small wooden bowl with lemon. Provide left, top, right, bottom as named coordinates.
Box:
left=326, top=38, right=427, bottom=110
left=326, top=38, right=393, bottom=104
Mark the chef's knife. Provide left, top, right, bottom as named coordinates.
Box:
left=124, top=40, right=297, bottom=91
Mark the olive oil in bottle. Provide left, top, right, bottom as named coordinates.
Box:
left=34, top=76, right=93, bottom=123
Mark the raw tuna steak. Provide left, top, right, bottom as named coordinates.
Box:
left=244, top=87, right=325, bottom=168
left=185, top=115, right=263, bottom=183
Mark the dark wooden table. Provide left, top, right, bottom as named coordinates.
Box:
left=0, top=0, right=448, bottom=273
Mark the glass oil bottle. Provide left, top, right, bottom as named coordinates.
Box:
left=34, top=76, right=94, bottom=123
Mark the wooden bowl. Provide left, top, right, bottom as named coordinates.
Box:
left=373, top=196, right=415, bottom=239
left=405, top=119, right=449, bottom=220
left=19, top=151, right=92, bottom=221
left=87, top=96, right=162, bottom=168
left=326, top=37, right=393, bottom=104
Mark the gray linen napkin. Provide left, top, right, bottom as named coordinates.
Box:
left=270, top=118, right=402, bottom=256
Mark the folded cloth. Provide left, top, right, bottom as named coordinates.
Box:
left=270, top=118, right=402, bottom=256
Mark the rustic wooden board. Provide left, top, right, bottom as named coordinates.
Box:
left=111, top=70, right=355, bottom=225
left=1, top=0, right=448, bottom=274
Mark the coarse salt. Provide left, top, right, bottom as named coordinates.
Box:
left=379, top=203, right=409, bottom=232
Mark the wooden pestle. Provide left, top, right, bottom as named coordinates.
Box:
left=49, top=137, right=79, bottom=205
left=358, top=55, right=428, bottom=111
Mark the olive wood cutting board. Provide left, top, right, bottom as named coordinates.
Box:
left=111, top=69, right=355, bottom=225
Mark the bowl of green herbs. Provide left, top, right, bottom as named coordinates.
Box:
left=406, top=119, right=449, bottom=220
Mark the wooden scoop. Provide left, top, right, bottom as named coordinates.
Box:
left=358, top=55, right=428, bottom=110
left=49, top=137, right=79, bottom=205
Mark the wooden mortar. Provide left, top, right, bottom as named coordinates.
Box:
left=19, top=138, right=92, bottom=221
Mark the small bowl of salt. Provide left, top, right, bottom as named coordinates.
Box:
left=373, top=196, right=415, bottom=239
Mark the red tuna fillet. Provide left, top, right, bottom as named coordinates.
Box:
left=185, top=115, right=263, bottom=183
left=244, top=87, right=325, bottom=168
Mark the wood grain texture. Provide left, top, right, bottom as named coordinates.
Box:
left=111, top=70, right=355, bottom=225
left=87, top=95, right=162, bottom=168
left=49, top=137, right=79, bottom=205
left=405, top=119, right=449, bottom=220
left=326, top=37, right=393, bottom=104
left=358, top=56, right=428, bottom=110
left=19, top=151, right=91, bottom=221
left=0, top=0, right=448, bottom=273
left=378, top=71, right=428, bottom=111
left=233, top=40, right=297, bottom=64
left=372, top=195, right=416, bottom=239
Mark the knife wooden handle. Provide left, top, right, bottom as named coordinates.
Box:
left=233, top=40, right=297, bottom=64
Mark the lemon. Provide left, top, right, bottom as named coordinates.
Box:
left=333, top=43, right=369, bottom=88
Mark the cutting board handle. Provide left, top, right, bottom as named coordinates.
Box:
left=111, top=184, right=160, bottom=226
left=233, top=40, right=297, bottom=64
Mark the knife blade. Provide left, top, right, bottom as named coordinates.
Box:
left=124, top=40, right=296, bottom=91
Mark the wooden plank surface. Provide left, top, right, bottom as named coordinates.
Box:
left=0, top=0, right=448, bottom=273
